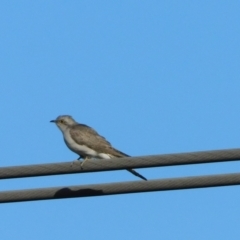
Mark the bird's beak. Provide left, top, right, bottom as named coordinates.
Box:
left=50, top=120, right=56, bottom=123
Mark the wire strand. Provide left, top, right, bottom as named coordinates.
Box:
left=0, top=148, right=240, bottom=179
left=1, top=172, right=240, bottom=203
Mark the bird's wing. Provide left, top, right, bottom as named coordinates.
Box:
left=70, top=124, right=128, bottom=157
left=70, top=124, right=147, bottom=181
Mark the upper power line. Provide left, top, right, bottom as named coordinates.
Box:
left=0, top=148, right=240, bottom=180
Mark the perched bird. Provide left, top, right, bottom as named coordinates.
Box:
left=50, top=115, right=147, bottom=181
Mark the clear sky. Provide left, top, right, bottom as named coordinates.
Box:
left=1, top=1, right=240, bottom=239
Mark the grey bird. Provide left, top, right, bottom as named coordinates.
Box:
left=50, top=115, right=147, bottom=181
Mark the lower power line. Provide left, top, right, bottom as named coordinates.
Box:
left=1, top=172, right=240, bottom=204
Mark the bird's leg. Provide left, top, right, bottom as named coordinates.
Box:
left=71, top=155, right=83, bottom=167
left=80, top=156, right=90, bottom=169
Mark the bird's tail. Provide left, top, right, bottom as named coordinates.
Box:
left=127, top=168, right=147, bottom=181
left=110, top=148, right=147, bottom=181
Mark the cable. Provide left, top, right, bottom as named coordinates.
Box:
left=1, top=172, right=240, bottom=203
left=0, top=148, right=240, bottom=179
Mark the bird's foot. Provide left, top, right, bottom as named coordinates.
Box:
left=71, top=158, right=82, bottom=167
left=80, top=157, right=90, bottom=169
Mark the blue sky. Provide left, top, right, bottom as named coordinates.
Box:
left=0, top=1, right=240, bottom=239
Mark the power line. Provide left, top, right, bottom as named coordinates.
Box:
left=1, top=172, right=240, bottom=204
left=0, top=148, right=240, bottom=179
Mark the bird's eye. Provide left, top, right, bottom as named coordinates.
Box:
left=60, top=120, right=65, bottom=124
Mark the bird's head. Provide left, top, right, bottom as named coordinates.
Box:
left=50, top=115, right=76, bottom=132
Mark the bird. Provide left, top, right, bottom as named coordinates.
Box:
left=50, top=115, right=147, bottom=181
